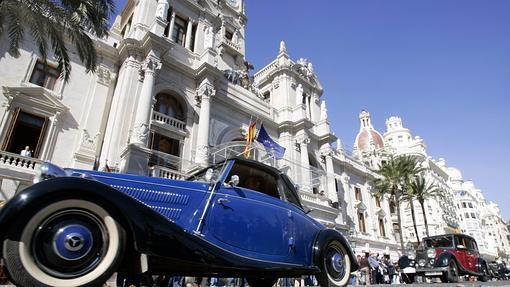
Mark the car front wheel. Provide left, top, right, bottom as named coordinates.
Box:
left=317, top=240, right=351, bottom=287
left=441, top=260, right=459, bottom=283
left=3, top=199, right=125, bottom=287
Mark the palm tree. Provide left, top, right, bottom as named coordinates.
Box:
left=401, top=184, right=421, bottom=245
left=408, top=175, right=444, bottom=237
left=0, top=0, right=115, bottom=82
left=373, top=155, right=422, bottom=252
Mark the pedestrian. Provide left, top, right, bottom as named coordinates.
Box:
left=358, top=253, right=370, bottom=285
left=20, top=145, right=31, bottom=157
left=367, top=253, right=379, bottom=284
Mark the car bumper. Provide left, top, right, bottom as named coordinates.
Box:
left=416, top=267, right=448, bottom=277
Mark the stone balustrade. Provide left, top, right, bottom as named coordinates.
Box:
left=298, top=191, right=330, bottom=207
left=149, top=165, right=186, bottom=180
left=0, top=150, right=42, bottom=172
left=152, top=111, right=186, bottom=131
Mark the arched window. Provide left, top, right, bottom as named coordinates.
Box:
left=154, top=93, right=185, bottom=121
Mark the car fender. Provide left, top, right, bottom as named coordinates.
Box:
left=476, top=258, right=488, bottom=273
left=312, top=228, right=358, bottom=271
left=0, top=177, right=187, bottom=257
left=435, top=251, right=457, bottom=267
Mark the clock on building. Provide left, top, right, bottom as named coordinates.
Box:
left=226, top=0, right=239, bottom=8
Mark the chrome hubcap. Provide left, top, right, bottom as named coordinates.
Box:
left=32, top=209, right=108, bottom=278
left=330, top=253, right=344, bottom=273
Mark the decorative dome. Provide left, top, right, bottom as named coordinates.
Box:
left=354, top=110, right=385, bottom=153
left=355, top=130, right=385, bottom=152
left=447, top=167, right=463, bottom=181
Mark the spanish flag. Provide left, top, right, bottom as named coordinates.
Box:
left=243, top=121, right=257, bottom=158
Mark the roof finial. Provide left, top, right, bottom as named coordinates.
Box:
left=279, top=40, right=287, bottom=54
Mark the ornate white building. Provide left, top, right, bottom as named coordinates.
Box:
left=0, top=0, right=400, bottom=259
left=448, top=167, right=510, bottom=261
left=0, top=0, right=505, bottom=263
left=353, top=111, right=509, bottom=261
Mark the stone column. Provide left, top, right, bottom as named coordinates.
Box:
left=299, top=135, right=311, bottom=190
left=195, top=78, right=216, bottom=166
left=337, top=173, right=351, bottom=224
left=324, top=149, right=338, bottom=203
left=130, top=56, right=161, bottom=146
left=185, top=18, right=194, bottom=49
left=167, top=12, right=176, bottom=41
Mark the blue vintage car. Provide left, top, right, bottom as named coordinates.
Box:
left=0, top=157, right=357, bottom=287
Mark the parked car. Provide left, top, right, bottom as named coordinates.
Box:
left=398, top=251, right=417, bottom=284
left=0, top=158, right=358, bottom=287
left=415, top=234, right=489, bottom=283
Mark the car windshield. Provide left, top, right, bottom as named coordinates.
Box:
left=424, top=236, right=454, bottom=248
left=187, top=162, right=227, bottom=182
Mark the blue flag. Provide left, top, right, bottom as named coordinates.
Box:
left=256, top=124, right=286, bottom=159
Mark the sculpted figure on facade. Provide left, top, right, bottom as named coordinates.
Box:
left=296, top=84, right=303, bottom=104
left=204, top=26, right=215, bottom=49
left=320, top=100, right=327, bottom=120
left=155, top=0, right=169, bottom=19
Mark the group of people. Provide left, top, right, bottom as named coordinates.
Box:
left=116, top=275, right=317, bottom=287
left=354, top=253, right=398, bottom=285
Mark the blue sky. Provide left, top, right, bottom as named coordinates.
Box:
left=113, top=1, right=509, bottom=219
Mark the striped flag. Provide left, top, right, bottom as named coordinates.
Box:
left=243, top=121, right=257, bottom=158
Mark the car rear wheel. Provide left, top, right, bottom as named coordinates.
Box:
left=316, top=240, right=351, bottom=287
left=3, top=199, right=125, bottom=287
left=441, top=260, right=459, bottom=283
left=479, top=264, right=489, bottom=282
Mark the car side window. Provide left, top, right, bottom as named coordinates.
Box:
left=278, top=179, right=300, bottom=208
left=228, top=162, right=280, bottom=199
left=466, top=238, right=477, bottom=251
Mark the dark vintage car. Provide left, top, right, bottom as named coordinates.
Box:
left=415, top=233, right=489, bottom=283
left=0, top=158, right=357, bottom=287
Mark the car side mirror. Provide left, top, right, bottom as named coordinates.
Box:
left=225, top=175, right=239, bottom=187
left=456, top=244, right=467, bottom=250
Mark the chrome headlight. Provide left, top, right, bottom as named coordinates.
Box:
left=427, top=248, right=436, bottom=258
left=418, top=259, right=426, bottom=267
left=33, top=162, right=68, bottom=184
left=407, top=250, right=416, bottom=260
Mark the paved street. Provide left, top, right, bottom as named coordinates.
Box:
left=0, top=282, right=508, bottom=287
left=348, top=283, right=510, bottom=287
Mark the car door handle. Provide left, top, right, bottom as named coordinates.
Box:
left=217, top=198, right=230, bottom=205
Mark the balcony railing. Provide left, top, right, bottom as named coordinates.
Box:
left=152, top=111, right=186, bottom=132
left=149, top=165, right=187, bottom=180
left=0, top=150, right=42, bottom=172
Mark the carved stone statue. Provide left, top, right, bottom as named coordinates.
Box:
left=296, top=84, right=303, bottom=103
left=204, top=26, right=214, bottom=49
left=155, top=0, right=169, bottom=20
left=320, top=100, right=327, bottom=120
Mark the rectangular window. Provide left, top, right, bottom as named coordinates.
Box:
left=355, top=186, right=362, bottom=201
left=164, top=7, right=173, bottom=37
left=29, top=60, right=59, bottom=90
left=379, top=218, right=386, bottom=237
left=468, top=202, right=473, bottom=208
left=358, top=212, right=366, bottom=233
left=121, top=14, right=133, bottom=38
left=2, top=109, right=48, bottom=158
left=172, top=15, right=187, bottom=46
left=462, top=202, right=467, bottom=208
left=148, top=133, right=181, bottom=170
left=225, top=29, right=233, bottom=41
left=375, top=196, right=381, bottom=208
